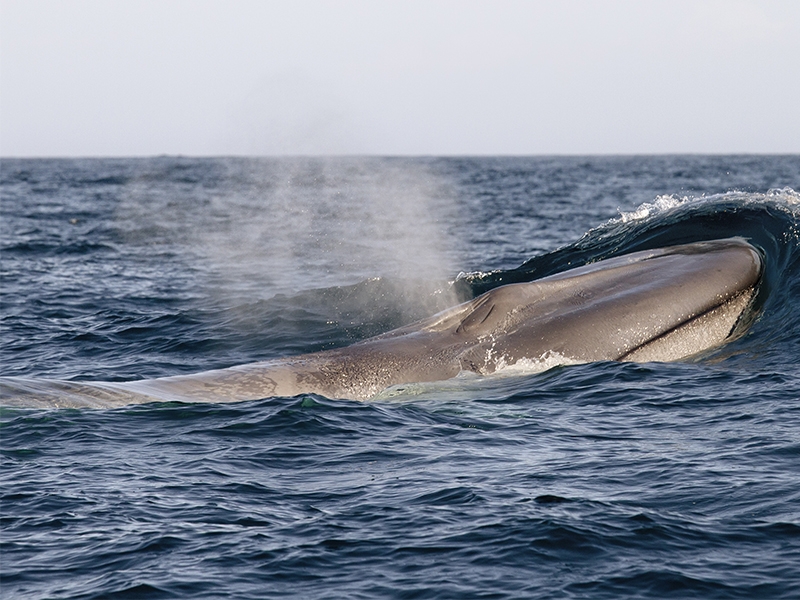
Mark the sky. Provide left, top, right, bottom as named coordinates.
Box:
left=1, top=0, right=798, bottom=156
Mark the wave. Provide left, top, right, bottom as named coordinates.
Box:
left=461, top=188, right=798, bottom=288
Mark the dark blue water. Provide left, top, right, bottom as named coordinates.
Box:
left=2, top=156, right=799, bottom=599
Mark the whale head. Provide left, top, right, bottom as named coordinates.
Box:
left=453, top=238, right=763, bottom=372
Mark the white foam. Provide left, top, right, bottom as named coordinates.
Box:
left=491, top=351, right=584, bottom=376
left=618, top=194, right=691, bottom=223
left=370, top=351, right=581, bottom=401
left=616, top=188, right=800, bottom=225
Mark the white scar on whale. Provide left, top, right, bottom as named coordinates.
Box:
left=0, top=238, right=763, bottom=408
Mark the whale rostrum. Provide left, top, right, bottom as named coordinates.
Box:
left=0, top=238, right=763, bottom=408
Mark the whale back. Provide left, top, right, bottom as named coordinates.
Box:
left=0, top=238, right=763, bottom=407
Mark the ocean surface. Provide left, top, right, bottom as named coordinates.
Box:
left=1, top=155, right=799, bottom=599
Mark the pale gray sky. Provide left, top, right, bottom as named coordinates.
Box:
left=1, top=0, right=798, bottom=156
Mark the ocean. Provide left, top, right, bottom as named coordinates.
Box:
left=1, top=155, right=799, bottom=599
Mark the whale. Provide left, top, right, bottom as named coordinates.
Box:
left=0, top=238, right=763, bottom=409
